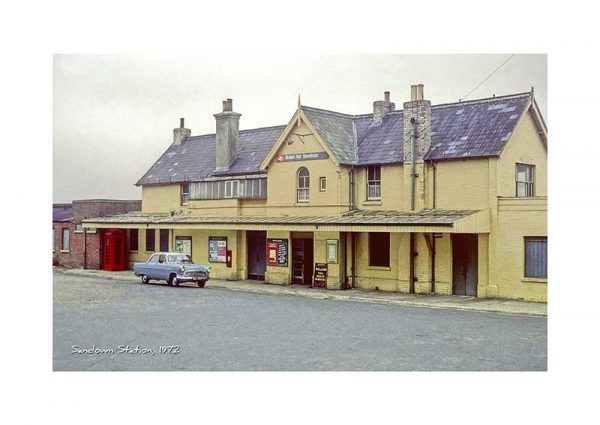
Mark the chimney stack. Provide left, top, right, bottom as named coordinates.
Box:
left=372, top=91, right=395, bottom=125
left=173, top=117, right=191, bottom=146
left=403, top=83, right=431, bottom=162
left=214, top=98, right=241, bottom=171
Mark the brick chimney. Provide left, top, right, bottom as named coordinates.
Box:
left=372, top=91, right=395, bottom=125
left=214, top=98, right=241, bottom=171
left=403, top=84, right=431, bottom=162
left=173, top=118, right=191, bottom=146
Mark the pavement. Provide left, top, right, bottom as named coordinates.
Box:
left=54, top=267, right=547, bottom=317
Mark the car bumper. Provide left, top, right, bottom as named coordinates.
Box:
left=176, top=275, right=209, bottom=282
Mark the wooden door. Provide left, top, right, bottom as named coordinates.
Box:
left=452, top=234, right=478, bottom=296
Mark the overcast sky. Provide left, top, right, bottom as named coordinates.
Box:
left=53, top=54, right=547, bottom=203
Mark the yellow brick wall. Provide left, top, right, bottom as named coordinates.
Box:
left=434, top=158, right=493, bottom=210
left=497, top=111, right=548, bottom=197
left=354, top=164, right=404, bottom=210
left=264, top=230, right=291, bottom=285
left=265, top=120, right=348, bottom=216
left=141, top=185, right=181, bottom=213
left=492, top=198, right=547, bottom=301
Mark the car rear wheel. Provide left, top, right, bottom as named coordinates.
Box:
left=197, top=280, right=206, bottom=288
left=169, top=274, right=178, bottom=287
left=141, top=275, right=150, bottom=284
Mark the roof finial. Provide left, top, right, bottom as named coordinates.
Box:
left=531, top=86, right=535, bottom=96
left=297, top=94, right=301, bottom=127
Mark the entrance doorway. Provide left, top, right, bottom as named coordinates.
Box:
left=452, top=234, right=478, bottom=296
left=292, top=234, right=314, bottom=285
left=247, top=231, right=266, bottom=281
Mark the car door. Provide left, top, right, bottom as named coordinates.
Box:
left=157, top=254, right=168, bottom=280
left=145, top=254, right=160, bottom=278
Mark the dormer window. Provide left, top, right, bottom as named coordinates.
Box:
left=297, top=167, right=310, bottom=203
left=367, top=165, right=381, bottom=200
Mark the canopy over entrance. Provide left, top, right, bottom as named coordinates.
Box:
left=83, top=209, right=489, bottom=234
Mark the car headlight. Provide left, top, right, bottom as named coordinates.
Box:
left=207, top=267, right=211, bottom=274
left=180, top=266, right=186, bottom=273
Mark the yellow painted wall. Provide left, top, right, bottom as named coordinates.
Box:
left=493, top=198, right=547, bottom=301
left=265, top=230, right=291, bottom=285
left=265, top=119, right=348, bottom=216
left=434, top=158, right=493, bottom=210
left=354, top=164, right=404, bottom=210
left=142, top=185, right=181, bottom=213
left=497, top=111, right=548, bottom=197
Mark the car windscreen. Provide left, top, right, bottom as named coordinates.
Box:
left=167, top=254, right=194, bottom=264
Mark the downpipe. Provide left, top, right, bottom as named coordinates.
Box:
left=409, top=118, right=417, bottom=293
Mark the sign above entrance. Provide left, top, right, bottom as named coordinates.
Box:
left=276, top=151, right=329, bottom=163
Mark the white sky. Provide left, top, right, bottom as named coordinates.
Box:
left=53, top=54, right=547, bottom=203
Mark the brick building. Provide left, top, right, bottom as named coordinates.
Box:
left=84, top=84, right=547, bottom=301
left=53, top=199, right=141, bottom=269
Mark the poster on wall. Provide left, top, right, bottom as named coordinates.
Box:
left=313, top=263, right=328, bottom=288
left=175, top=236, right=192, bottom=257
left=326, top=239, right=338, bottom=263
left=267, top=238, right=288, bottom=267
left=208, top=237, right=227, bottom=263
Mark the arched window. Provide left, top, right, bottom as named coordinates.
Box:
left=297, top=167, right=310, bottom=202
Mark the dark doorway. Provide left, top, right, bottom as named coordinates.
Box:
left=247, top=231, right=266, bottom=281
left=292, top=236, right=314, bottom=285
left=159, top=229, right=169, bottom=252
left=452, top=234, right=478, bottom=296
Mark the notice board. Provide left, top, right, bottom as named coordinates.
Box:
left=267, top=238, right=288, bottom=267
left=208, top=236, right=227, bottom=263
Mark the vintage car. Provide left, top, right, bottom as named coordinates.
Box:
left=133, top=252, right=210, bottom=288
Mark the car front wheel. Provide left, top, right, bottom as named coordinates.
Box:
left=141, top=275, right=150, bottom=284
left=197, top=280, right=206, bottom=288
left=169, top=274, right=178, bottom=287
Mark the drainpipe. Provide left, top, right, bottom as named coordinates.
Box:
left=351, top=232, right=356, bottom=289
left=431, top=235, right=436, bottom=294
left=410, top=118, right=417, bottom=211
left=409, top=118, right=417, bottom=293
left=349, top=165, right=355, bottom=211
left=432, top=162, right=437, bottom=209
left=83, top=227, right=87, bottom=269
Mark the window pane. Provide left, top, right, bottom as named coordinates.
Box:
left=146, top=229, right=155, bottom=252
left=525, top=237, right=547, bottom=278
left=129, top=229, right=139, bottom=251
left=369, top=232, right=390, bottom=267
left=62, top=228, right=70, bottom=250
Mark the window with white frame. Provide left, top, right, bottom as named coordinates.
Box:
left=515, top=163, right=535, bottom=197
left=319, top=177, right=326, bottom=191
left=181, top=183, right=190, bottom=205
left=62, top=228, right=70, bottom=251
left=297, top=167, right=310, bottom=202
left=524, top=237, right=547, bottom=278
left=225, top=180, right=239, bottom=198
left=367, top=165, right=381, bottom=200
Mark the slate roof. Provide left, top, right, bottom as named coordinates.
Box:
left=137, top=125, right=285, bottom=185
left=84, top=209, right=479, bottom=227
left=137, top=92, right=534, bottom=185
left=53, top=205, right=73, bottom=222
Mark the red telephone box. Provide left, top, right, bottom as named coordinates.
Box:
left=103, top=229, right=127, bottom=271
